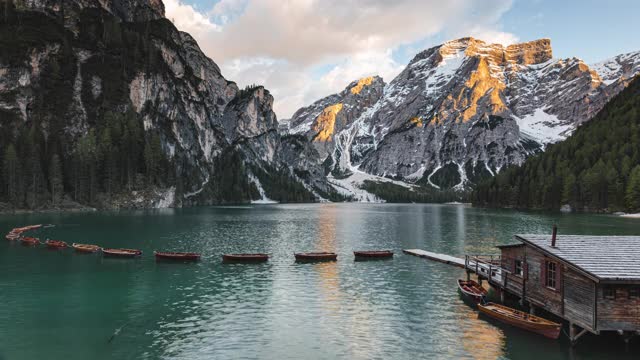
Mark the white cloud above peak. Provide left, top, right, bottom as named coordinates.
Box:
left=166, top=0, right=517, bottom=118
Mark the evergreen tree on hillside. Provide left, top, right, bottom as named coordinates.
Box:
left=3, top=144, right=20, bottom=206
left=626, top=166, right=640, bottom=212
left=474, top=76, right=640, bottom=212
left=49, top=153, right=63, bottom=206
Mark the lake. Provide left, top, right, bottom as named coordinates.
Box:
left=1, top=203, right=639, bottom=359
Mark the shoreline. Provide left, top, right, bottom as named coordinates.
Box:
left=620, top=213, right=640, bottom=218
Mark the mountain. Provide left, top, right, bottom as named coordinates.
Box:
left=473, top=75, right=640, bottom=212
left=284, top=37, right=640, bottom=198
left=0, top=0, right=331, bottom=211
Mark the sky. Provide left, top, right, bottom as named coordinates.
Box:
left=164, top=0, right=640, bottom=119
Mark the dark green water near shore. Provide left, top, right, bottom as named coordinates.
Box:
left=1, top=204, right=639, bottom=359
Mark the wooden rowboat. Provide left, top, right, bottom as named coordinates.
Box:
left=20, top=237, right=41, bottom=246
left=222, top=253, right=269, bottom=263
left=457, top=279, right=488, bottom=304
left=354, top=250, right=394, bottom=259
left=45, top=239, right=68, bottom=249
left=154, top=251, right=200, bottom=261
left=478, top=302, right=562, bottom=339
left=103, top=248, right=143, bottom=258
left=72, top=243, right=102, bottom=253
left=294, top=252, right=337, bottom=262
left=13, top=224, right=42, bottom=233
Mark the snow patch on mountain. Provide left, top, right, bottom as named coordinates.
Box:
left=513, top=108, right=574, bottom=145
left=328, top=170, right=415, bottom=203
left=591, top=50, right=640, bottom=85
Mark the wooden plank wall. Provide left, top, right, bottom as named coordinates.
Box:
left=597, top=286, right=640, bottom=331
left=563, top=268, right=595, bottom=331
left=524, top=250, right=563, bottom=316
left=501, top=247, right=525, bottom=297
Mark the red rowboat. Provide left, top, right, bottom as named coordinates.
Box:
left=154, top=251, right=200, bottom=261
left=12, top=224, right=42, bottom=233
left=103, top=248, right=143, bottom=258
left=457, top=279, right=488, bottom=304
left=20, top=237, right=41, bottom=246
left=354, top=250, right=394, bottom=259
left=72, top=243, right=102, bottom=253
left=294, top=252, right=337, bottom=262
left=478, top=302, right=562, bottom=339
left=222, top=253, right=269, bottom=263
left=45, top=239, right=68, bottom=249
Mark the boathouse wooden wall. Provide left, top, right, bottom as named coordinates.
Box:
left=523, top=249, right=563, bottom=316
left=562, top=268, right=595, bottom=331
left=500, top=246, right=525, bottom=297
left=596, top=286, right=640, bottom=331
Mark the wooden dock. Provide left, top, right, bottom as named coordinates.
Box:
left=403, top=249, right=504, bottom=285
left=403, top=249, right=465, bottom=268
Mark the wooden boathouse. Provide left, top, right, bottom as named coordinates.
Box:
left=465, top=227, right=640, bottom=345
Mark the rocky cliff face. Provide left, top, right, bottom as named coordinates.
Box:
left=20, top=0, right=165, bottom=22
left=0, top=0, right=320, bottom=210
left=287, top=37, right=640, bottom=193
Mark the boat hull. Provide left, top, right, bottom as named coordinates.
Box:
left=103, top=248, right=142, bottom=258
left=154, top=251, right=200, bottom=261
left=72, top=243, right=102, bottom=253
left=20, top=237, right=40, bottom=246
left=354, top=250, right=393, bottom=260
left=457, top=279, right=488, bottom=304
left=478, top=303, right=562, bottom=339
left=223, top=254, right=269, bottom=263
left=294, top=252, right=337, bottom=262
left=45, top=240, right=68, bottom=249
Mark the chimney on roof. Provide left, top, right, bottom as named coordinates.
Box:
left=551, top=225, right=558, bottom=247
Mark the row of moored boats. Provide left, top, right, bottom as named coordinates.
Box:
left=5, top=225, right=393, bottom=262
left=457, top=279, right=562, bottom=340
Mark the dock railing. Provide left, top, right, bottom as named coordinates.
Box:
left=465, top=254, right=509, bottom=286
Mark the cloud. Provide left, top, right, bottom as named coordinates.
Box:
left=166, top=0, right=516, bottom=118
left=164, top=0, right=219, bottom=36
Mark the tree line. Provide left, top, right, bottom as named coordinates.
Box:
left=473, top=76, right=640, bottom=212
left=361, top=180, right=468, bottom=203
left=1, top=110, right=171, bottom=209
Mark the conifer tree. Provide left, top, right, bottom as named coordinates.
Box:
left=49, top=153, right=63, bottom=206
left=3, top=144, right=20, bottom=206
left=626, top=166, right=640, bottom=212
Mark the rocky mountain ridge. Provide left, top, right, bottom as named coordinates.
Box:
left=285, top=37, right=640, bottom=197
left=0, top=0, right=332, bottom=210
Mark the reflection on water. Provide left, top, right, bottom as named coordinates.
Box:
left=1, top=204, right=640, bottom=360
left=315, top=205, right=340, bottom=308
left=459, top=304, right=506, bottom=360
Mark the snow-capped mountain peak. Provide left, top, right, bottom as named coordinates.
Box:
left=281, top=37, right=640, bottom=196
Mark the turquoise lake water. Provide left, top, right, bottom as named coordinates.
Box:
left=0, top=204, right=639, bottom=359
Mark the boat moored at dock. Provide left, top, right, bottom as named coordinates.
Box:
left=294, top=252, right=337, bottom=262
left=20, top=237, right=41, bottom=246
left=223, top=253, right=269, bottom=263
left=457, top=279, right=488, bottom=304
left=72, top=243, right=102, bottom=253
left=478, top=302, right=562, bottom=339
left=45, top=240, right=68, bottom=249
left=103, top=248, right=143, bottom=258
left=154, top=251, right=201, bottom=261
left=354, top=250, right=393, bottom=260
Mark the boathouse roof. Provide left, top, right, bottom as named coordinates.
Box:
left=514, top=234, right=640, bottom=282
